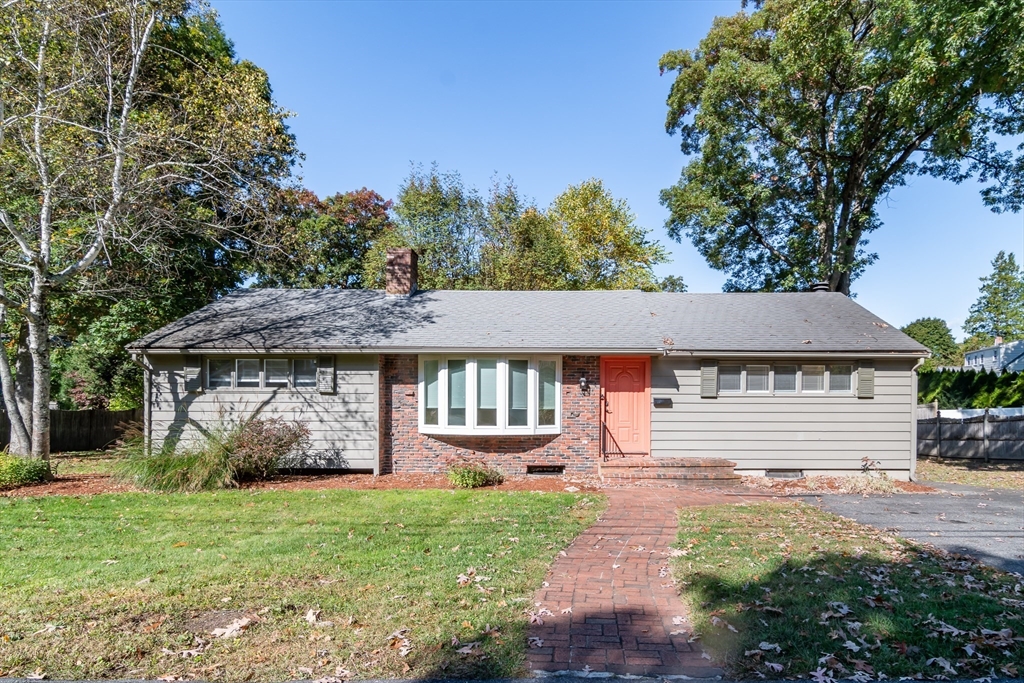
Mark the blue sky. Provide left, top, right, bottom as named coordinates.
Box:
left=211, top=0, right=1024, bottom=339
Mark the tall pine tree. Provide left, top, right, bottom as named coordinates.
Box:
left=963, top=251, right=1024, bottom=343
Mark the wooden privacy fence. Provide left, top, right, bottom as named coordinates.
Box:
left=918, top=413, right=1024, bottom=461
left=0, top=408, right=141, bottom=453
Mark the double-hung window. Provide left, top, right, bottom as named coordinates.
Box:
left=419, top=356, right=561, bottom=435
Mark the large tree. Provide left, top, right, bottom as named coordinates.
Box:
left=901, top=317, right=960, bottom=370
left=659, top=0, right=1024, bottom=294
left=252, top=188, right=393, bottom=289
left=963, top=251, right=1024, bottom=343
left=0, top=0, right=296, bottom=464
left=363, top=167, right=669, bottom=291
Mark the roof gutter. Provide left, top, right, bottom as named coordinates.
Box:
left=128, top=346, right=927, bottom=358
left=662, top=350, right=929, bottom=359
left=127, top=346, right=664, bottom=356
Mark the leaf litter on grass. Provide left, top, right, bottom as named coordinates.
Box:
left=672, top=501, right=1024, bottom=680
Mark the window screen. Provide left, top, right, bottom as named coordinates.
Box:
left=265, top=359, right=290, bottom=387
left=424, top=360, right=439, bottom=425
left=538, top=360, right=557, bottom=426
left=294, top=359, right=317, bottom=388
left=746, top=365, right=769, bottom=392
left=477, top=359, right=497, bottom=426
left=236, top=359, right=260, bottom=388
left=829, top=365, right=852, bottom=392
left=802, top=365, right=825, bottom=392
left=508, top=359, right=529, bottom=426
left=448, top=359, right=467, bottom=426
left=774, top=365, right=797, bottom=392
left=208, top=358, right=232, bottom=389
left=719, top=365, right=741, bottom=392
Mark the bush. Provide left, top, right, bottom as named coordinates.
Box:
left=0, top=453, right=50, bottom=489
left=446, top=459, right=504, bottom=489
left=116, top=417, right=310, bottom=492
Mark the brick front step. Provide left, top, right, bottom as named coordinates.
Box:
left=599, top=457, right=741, bottom=486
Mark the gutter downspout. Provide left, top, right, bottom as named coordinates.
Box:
left=129, top=352, right=151, bottom=455
left=910, top=356, right=926, bottom=481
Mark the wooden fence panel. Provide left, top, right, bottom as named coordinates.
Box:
left=918, top=415, right=1024, bottom=461
left=0, top=408, right=141, bottom=452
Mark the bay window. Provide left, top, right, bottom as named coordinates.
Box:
left=419, top=356, right=561, bottom=434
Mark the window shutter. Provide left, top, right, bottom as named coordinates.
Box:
left=857, top=361, right=874, bottom=399
left=184, top=356, right=202, bottom=393
left=317, top=355, right=336, bottom=394
left=700, top=361, right=718, bottom=398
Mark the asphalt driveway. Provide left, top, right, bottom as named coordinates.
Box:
left=801, top=481, right=1024, bottom=574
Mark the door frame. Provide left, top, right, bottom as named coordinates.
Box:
left=600, top=355, right=651, bottom=457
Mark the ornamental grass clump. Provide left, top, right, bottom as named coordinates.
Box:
left=0, top=452, right=49, bottom=489
left=116, top=418, right=310, bottom=492
left=446, top=459, right=504, bottom=489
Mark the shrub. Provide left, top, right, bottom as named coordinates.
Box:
left=446, top=459, right=504, bottom=489
left=0, top=453, right=50, bottom=489
left=116, top=417, right=310, bottom=492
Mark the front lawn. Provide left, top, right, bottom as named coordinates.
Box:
left=0, top=489, right=602, bottom=681
left=916, top=457, right=1024, bottom=490
left=672, top=502, right=1023, bottom=680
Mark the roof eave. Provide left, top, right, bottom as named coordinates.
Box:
left=131, top=345, right=928, bottom=357
left=665, top=349, right=929, bottom=359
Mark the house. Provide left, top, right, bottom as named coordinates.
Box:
left=127, top=249, right=929, bottom=482
left=963, top=337, right=1024, bottom=374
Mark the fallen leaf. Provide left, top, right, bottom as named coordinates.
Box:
left=211, top=617, right=252, bottom=639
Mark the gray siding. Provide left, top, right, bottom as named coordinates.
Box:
left=147, top=354, right=379, bottom=471
left=650, top=357, right=916, bottom=474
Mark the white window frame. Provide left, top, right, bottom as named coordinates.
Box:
left=418, top=355, right=561, bottom=436
left=264, top=359, right=292, bottom=388
left=827, top=364, right=854, bottom=393
left=745, top=365, right=770, bottom=393
left=800, top=365, right=826, bottom=393
left=718, top=365, right=742, bottom=393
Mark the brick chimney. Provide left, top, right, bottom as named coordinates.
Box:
left=385, top=248, right=418, bottom=296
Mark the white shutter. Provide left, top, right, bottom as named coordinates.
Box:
left=183, top=356, right=202, bottom=393
left=700, top=361, right=718, bottom=398
left=857, top=361, right=874, bottom=398
left=317, top=355, right=336, bottom=394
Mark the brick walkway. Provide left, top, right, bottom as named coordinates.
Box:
left=527, top=487, right=773, bottom=676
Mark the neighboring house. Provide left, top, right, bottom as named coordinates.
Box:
left=127, top=249, right=929, bottom=481
left=963, top=338, right=1024, bottom=374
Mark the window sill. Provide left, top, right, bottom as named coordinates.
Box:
left=419, top=425, right=561, bottom=437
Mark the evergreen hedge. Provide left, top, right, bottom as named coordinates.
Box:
left=918, top=369, right=1024, bottom=409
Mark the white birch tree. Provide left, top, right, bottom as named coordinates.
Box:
left=0, top=0, right=295, bottom=468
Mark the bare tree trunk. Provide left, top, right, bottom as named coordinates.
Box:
left=27, top=282, right=52, bottom=474
left=0, top=308, right=31, bottom=455
left=10, top=322, right=33, bottom=455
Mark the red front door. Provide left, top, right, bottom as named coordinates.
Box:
left=601, top=356, right=651, bottom=456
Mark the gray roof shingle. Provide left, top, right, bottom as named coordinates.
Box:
left=129, top=289, right=927, bottom=355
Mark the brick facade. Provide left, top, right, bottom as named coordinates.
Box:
left=379, top=354, right=601, bottom=475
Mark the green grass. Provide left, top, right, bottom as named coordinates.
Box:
left=0, top=489, right=603, bottom=681
left=917, top=457, right=1024, bottom=490
left=672, top=502, right=1023, bottom=680
left=49, top=452, right=120, bottom=477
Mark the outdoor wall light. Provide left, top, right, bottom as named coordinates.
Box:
left=579, top=376, right=589, bottom=394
